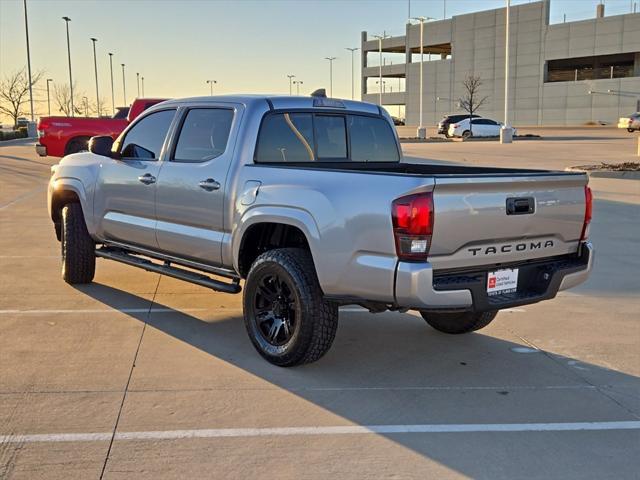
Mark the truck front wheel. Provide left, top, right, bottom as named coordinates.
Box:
left=420, top=310, right=497, bottom=334
left=61, top=203, right=95, bottom=284
left=243, top=248, right=338, bottom=367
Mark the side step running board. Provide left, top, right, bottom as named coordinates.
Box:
left=96, top=247, right=241, bottom=294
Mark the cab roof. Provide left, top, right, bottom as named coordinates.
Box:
left=157, top=95, right=382, bottom=115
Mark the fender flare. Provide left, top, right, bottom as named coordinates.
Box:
left=50, top=177, right=94, bottom=234
left=232, top=205, right=322, bottom=275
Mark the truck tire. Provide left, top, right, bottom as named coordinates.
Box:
left=243, top=248, right=338, bottom=367
left=420, top=310, right=497, bottom=334
left=61, top=203, right=95, bottom=284
left=65, top=137, right=90, bottom=155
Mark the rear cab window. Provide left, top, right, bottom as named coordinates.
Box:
left=172, top=108, right=234, bottom=163
left=255, top=111, right=399, bottom=163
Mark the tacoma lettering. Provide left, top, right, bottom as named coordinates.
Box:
left=468, top=240, right=555, bottom=256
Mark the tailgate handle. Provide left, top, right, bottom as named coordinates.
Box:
left=506, top=197, right=535, bottom=215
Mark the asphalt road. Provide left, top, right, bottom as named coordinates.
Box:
left=0, top=135, right=639, bottom=479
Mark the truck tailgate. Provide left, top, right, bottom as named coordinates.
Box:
left=429, top=173, right=588, bottom=270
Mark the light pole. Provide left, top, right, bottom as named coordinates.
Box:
left=23, top=0, right=35, bottom=123
left=376, top=80, right=386, bottom=94
left=373, top=34, right=389, bottom=106
left=345, top=47, right=359, bottom=100
left=90, top=38, right=100, bottom=116
left=324, top=57, right=336, bottom=97
left=206, top=79, right=217, bottom=95
left=501, top=0, right=513, bottom=144
left=287, top=74, right=296, bottom=95
left=293, top=80, right=303, bottom=95
left=411, top=17, right=434, bottom=139
left=46, top=78, right=53, bottom=116
left=62, top=16, right=74, bottom=116
left=141, top=76, right=145, bottom=97
left=121, top=63, right=126, bottom=105
left=108, top=53, right=115, bottom=114
left=136, top=72, right=140, bottom=98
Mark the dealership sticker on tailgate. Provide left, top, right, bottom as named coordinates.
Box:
left=487, top=269, right=519, bottom=296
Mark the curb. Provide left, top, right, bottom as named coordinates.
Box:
left=565, top=167, right=640, bottom=180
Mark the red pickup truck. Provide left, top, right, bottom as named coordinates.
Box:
left=36, top=98, right=166, bottom=157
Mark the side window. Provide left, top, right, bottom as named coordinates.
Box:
left=349, top=115, right=400, bottom=162
left=120, top=109, right=175, bottom=160
left=255, top=113, right=314, bottom=162
left=173, top=108, right=234, bottom=163
left=315, top=115, right=347, bottom=159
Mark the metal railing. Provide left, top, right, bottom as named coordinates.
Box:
left=547, top=65, right=635, bottom=82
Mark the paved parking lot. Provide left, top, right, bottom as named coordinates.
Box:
left=1, top=132, right=639, bottom=479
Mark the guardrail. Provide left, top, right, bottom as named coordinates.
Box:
left=547, top=65, right=634, bottom=82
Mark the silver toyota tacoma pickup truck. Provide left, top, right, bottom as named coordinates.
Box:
left=47, top=93, right=594, bottom=366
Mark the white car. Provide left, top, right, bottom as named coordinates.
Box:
left=617, top=113, right=640, bottom=132
left=448, top=117, right=516, bottom=138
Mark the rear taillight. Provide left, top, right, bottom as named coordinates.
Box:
left=581, top=186, right=592, bottom=241
left=392, top=192, right=434, bottom=261
left=452, top=123, right=459, bottom=128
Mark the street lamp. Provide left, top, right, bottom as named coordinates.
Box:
left=373, top=34, right=389, bottom=107
left=410, top=17, right=434, bottom=139
left=206, top=79, right=217, bottom=95
left=345, top=47, right=359, bottom=100
left=46, top=78, right=53, bottom=116
left=121, top=63, right=126, bottom=105
left=136, top=72, right=140, bottom=98
left=376, top=80, right=387, bottom=94
left=108, top=53, right=115, bottom=115
left=23, top=0, right=34, bottom=122
left=62, top=16, right=74, bottom=116
left=287, top=74, right=296, bottom=95
left=141, top=76, right=145, bottom=97
left=324, top=57, right=336, bottom=97
left=293, top=80, right=304, bottom=95
left=501, top=0, right=513, bottom=144
left=90, top=38, right=100, bottom=116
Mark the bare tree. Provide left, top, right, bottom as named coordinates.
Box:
left=0, top=68, right=43, bottom=127
left=90, top=98, right=108, bottom=117
left=458, top=74, right=488, bottom=137
left=53, top=83, right=83, bottom=116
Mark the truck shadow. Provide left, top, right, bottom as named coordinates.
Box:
left=75, top=280, right=640, bottom=478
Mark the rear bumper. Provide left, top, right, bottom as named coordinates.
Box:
left=395, top=242, right=593, bottom=312
left=36, top=144, right=47, bottom=156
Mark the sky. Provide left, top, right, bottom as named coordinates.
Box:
left=0, top=0, right=637, bottom=120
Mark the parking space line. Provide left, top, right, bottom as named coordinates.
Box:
left=0, top=308, right=208, bottom=315
left=2, top=421, right=639, bottom=444
left=0, top=185, right=45, bottom=211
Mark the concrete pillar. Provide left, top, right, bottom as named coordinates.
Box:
left=405, top=23, right=412, bottom=65
left=361, top=31, right=367, bottom=97
left=633, top=53, right=640, bottom=76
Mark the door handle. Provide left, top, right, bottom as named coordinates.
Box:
left=138, top=173, right=156, bottom=185
left=199, top=178, right=221, bottom=191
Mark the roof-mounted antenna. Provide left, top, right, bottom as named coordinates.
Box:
left=311, top=88, right=326, bottom=98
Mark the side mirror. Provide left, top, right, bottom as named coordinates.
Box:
left=89, top=135, right=117, bottom=158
